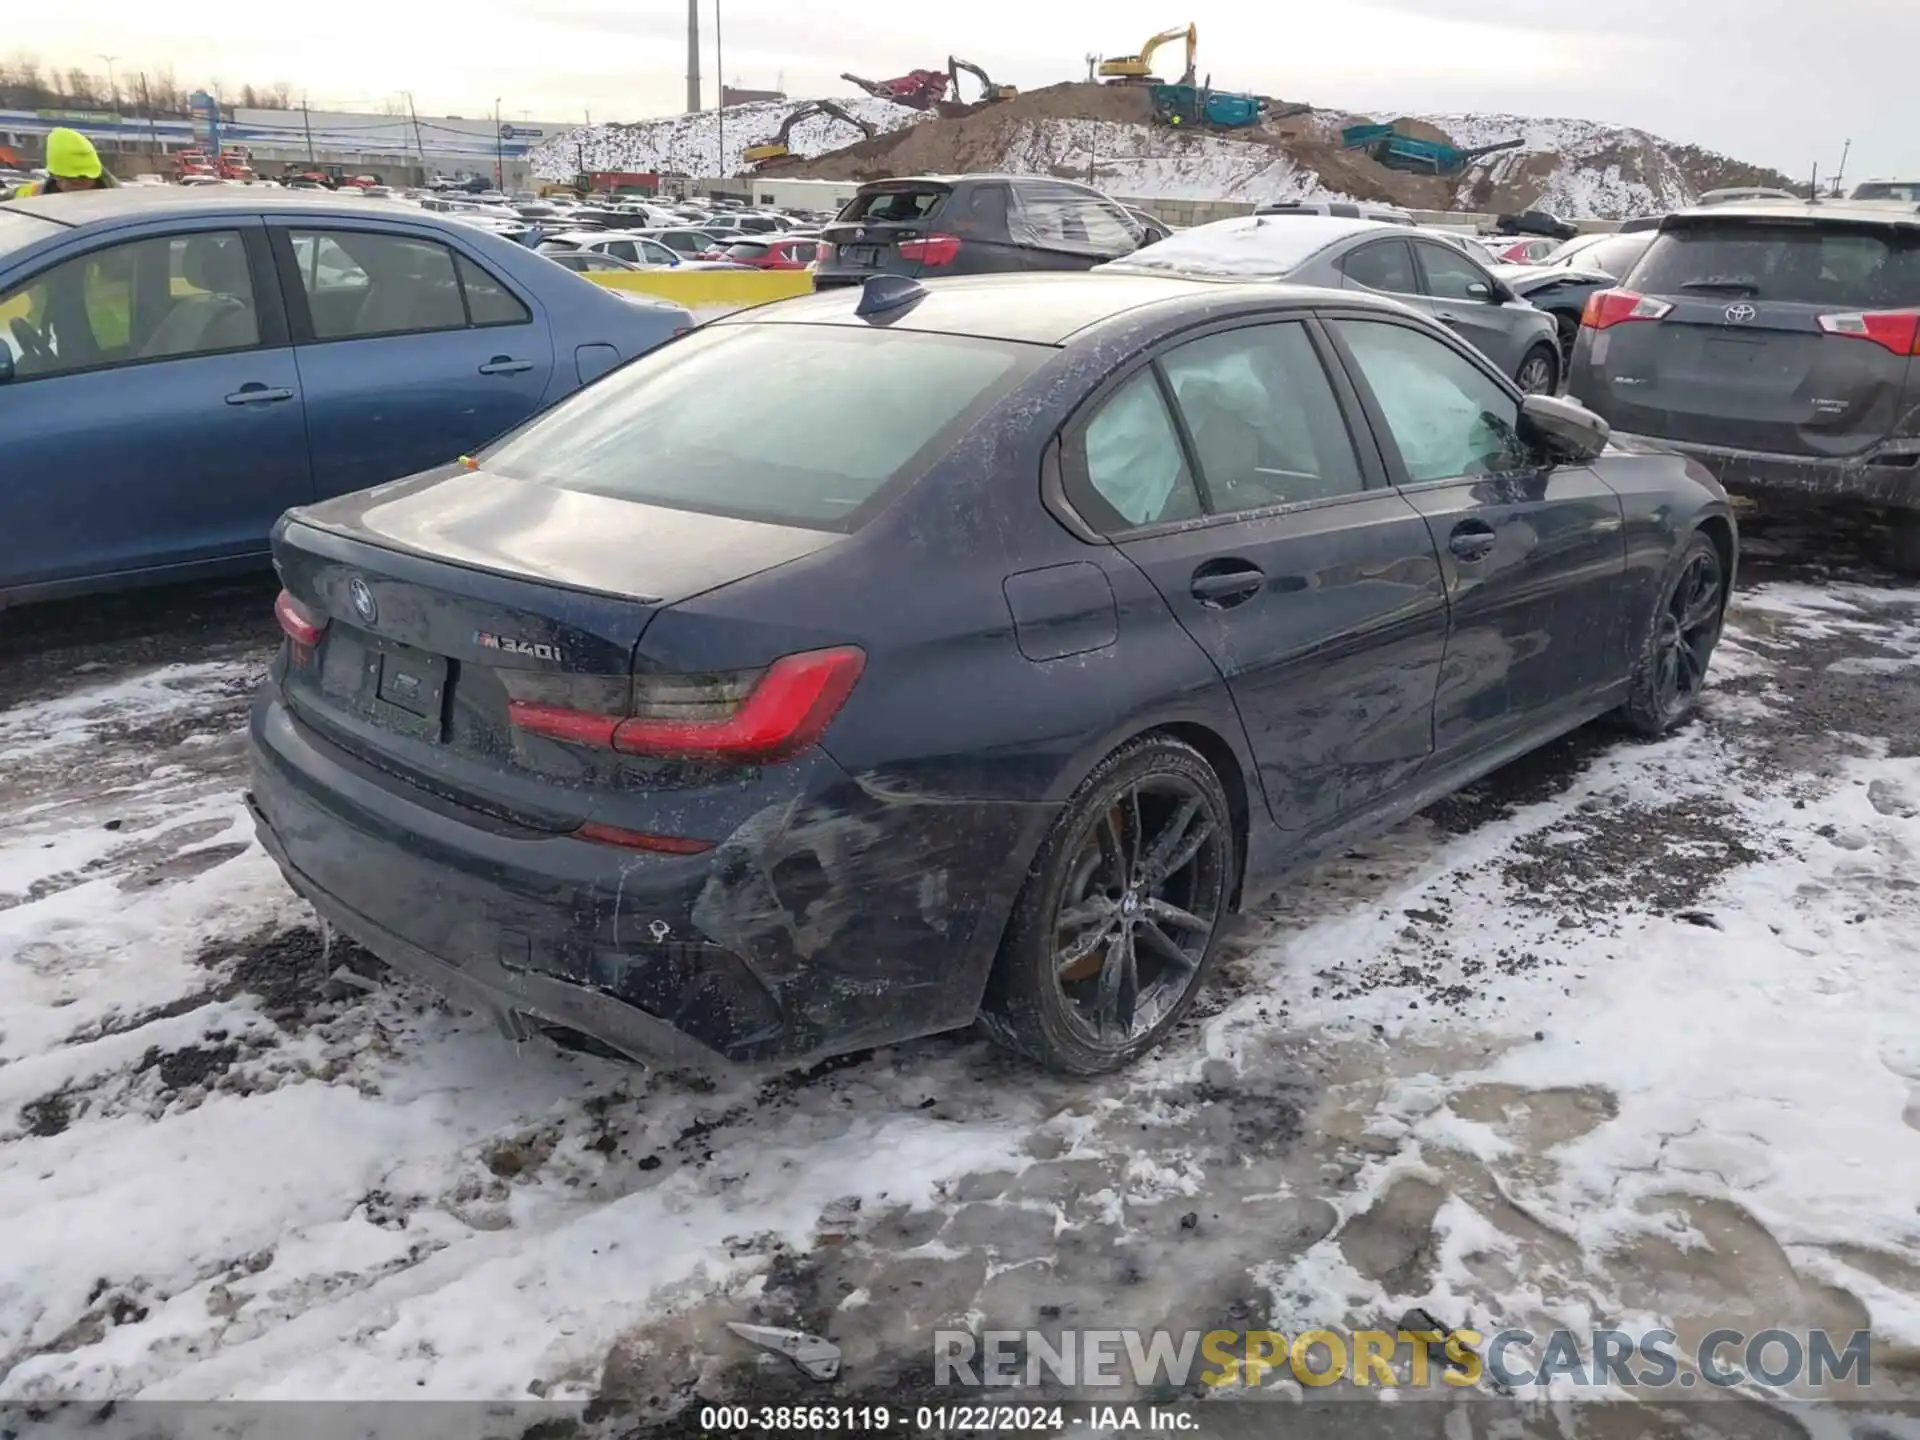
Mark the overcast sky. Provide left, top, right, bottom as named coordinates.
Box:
left=15, top=0, right=1917, bottom=181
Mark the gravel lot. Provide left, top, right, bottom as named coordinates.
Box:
left=1, top=524, right=1917, bottom=1432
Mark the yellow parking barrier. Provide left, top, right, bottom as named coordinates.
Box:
left=585, top=269, right=815, bottom=310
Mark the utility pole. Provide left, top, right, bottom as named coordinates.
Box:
left=301, top=95, right=315, bottom=164
left=494, top=96, right=504, bottom=190
left=686, top=0, right=701, bottom=113
left=138, top=72, right=158, bottom=166
left=404, top=91, right=427, bottom=184
left=715, top=0, right=725, bottom=183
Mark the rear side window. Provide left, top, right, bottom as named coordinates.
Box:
left=1632, top=222, right=1920, bottom=307
left=1342, top=239, right=1416, bottom=294
left=291, top=229, right=517, bottom=340
left=481, top=324, right=1047, bottom=530
left=949, top=183, right=1012, bottom=239
left=839, top=186, right=948, bottom=223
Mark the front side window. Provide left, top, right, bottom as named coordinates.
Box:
left=0, top=229, right=260, bottom=380
left=1416, top=242, right=1495, bottom=301
left=1334, top=320, right=1531, bottom=483
left=1160, top=323, right=1364, bottom=512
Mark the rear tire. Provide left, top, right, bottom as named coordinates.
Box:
left=1516, top=342, right=1559, bottom=396
left=1616, top=531, right=1727, bottom=736
left=978, top=735, right=1235, bottom=1075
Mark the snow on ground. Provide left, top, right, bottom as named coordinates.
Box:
left=530, top=97, right=925, bottom=184
left=3, top=559, right=1919, bottom=1418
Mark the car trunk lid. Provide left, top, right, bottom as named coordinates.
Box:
left=1586, top=215, right=1920, bottom=457
left=270, top=469, right=841, bottom=827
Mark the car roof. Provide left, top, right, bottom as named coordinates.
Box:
left=1100, top=212, right=1408, bottom=281
left=854, top=173, right=1103, bottom=192
left=1661, top=198, right=1920, bottom=230
left=718, top=271, right=1414, bottom=346
left=9, top=185, right=434, bottom=229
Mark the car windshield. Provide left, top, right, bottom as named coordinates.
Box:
left=481, top=324, right=1048, bottom=529
left=0, top=207, right=61, bottom=263
left=1632, top=220, right=1920, bottom=306
left=1099, top=214, right=1360, bottom=278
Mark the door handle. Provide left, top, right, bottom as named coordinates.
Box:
left=478, top=356, right=534, bottom=375
left=1190, top=563, right=1266, bottom=608
left=1448, top=520, right=1498, bottom=561
left=224, top=384, right=295, bottom=405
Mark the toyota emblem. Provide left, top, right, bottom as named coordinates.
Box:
left=347, top=577, right=378, bottom=625
left=1724, top=303, right=1757, bottom=324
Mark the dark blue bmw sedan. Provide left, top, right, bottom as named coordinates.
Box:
left=248, top=271, right=1735, bottom=1076
left=0, top=188, right=688, bottom=607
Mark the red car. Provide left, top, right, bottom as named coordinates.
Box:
left=718, top=236, right=827, bottom=270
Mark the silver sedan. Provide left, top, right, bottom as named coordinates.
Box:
left=1101, top=213, right=1565, bottom=394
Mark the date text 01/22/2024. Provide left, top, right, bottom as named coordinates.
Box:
left=695, top=1404, right=1186, bottom=1432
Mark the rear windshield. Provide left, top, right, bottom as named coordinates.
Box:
left=1099, top=214, right=1355, bottom=278
left=480, top=324, right=1047, bottom=530
left=0, top=207, right=61, bottom=263
left=725, top=241, right=770, bottom=258
left=1632, top=221, right=1920, bottom=307
left=838, top=185, right=949, bottom=224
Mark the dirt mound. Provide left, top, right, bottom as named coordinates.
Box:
left=779, top=82, right=1156, bottom=183
left=1386, top=117, right=1454, bottom=146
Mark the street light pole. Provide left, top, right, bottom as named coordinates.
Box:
left=494, top=97, right=504, bottom=190
left=715, top=0, right=724, bottom=187
left=98, top=53, right=119, bottom=110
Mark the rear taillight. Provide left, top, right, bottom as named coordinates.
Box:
left=506, top=645, right=866, bottom=764
left=1582, top=289, right=1675, bottom=330
left=574, top=822, right=715, bottom=854
left=897, top=233, right=962, bottom=266
left=274, top=589, right=326, bottom=664
left=1818, top=309, right=1920, bottom=355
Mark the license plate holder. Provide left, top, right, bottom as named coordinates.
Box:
left=370, top=642, right=448, bottom=740
left=840, top=245, right=878, bottom=267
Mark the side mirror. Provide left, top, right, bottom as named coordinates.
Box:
left=1519, top=392, right=1610, bottom=464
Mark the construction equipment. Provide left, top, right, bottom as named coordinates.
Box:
left=1098, top=24, right=1197, bottom=86
left=742, top=102, right=877, bottom=167
left=841, top=68, right=949, bottom=110
left=1150, top=80, right=1261, bottom=130
left=1339, top=123, right=1523, bottom=177
left=949, top=57, right=1016, bottom=103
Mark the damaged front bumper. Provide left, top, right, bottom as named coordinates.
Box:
left=247, top=691, right=1052, bottom=1075
left=1614, top=431, right=1920, bottom=511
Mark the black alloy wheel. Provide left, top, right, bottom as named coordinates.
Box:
left=1619, top=531, right=1726, bottom=735
left=980, top=736, right=1235, bottom=1073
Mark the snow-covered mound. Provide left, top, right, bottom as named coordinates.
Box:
left=1422, top=112, right=1793, bottom=218
left=530, top=97, right=927, bottom=181
left=535, top=89, right=1795, bottom=220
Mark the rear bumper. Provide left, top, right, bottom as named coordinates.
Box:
left=1611, top=432, right=1920, bottom=511
left=247, top=688, right=1047, bottom=1073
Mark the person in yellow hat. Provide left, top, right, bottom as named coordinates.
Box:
left=6, top=128, right=118, bottom=200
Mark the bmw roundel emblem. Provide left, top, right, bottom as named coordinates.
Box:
left=348, top=577, right=378, bottom=624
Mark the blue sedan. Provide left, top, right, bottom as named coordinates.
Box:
left=0, top=188, right=690, bottom=606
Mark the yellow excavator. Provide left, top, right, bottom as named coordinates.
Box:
left=1097, top=23, right=1197, bottom=85
left=741, top=100, right=877, bottom=167
left=948, top=57, right=1017, bottom=103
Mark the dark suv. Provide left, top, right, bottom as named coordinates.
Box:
left=813, top=174, right=1147, bottom=289
left=1568, top=201, right=1920, bottom=564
